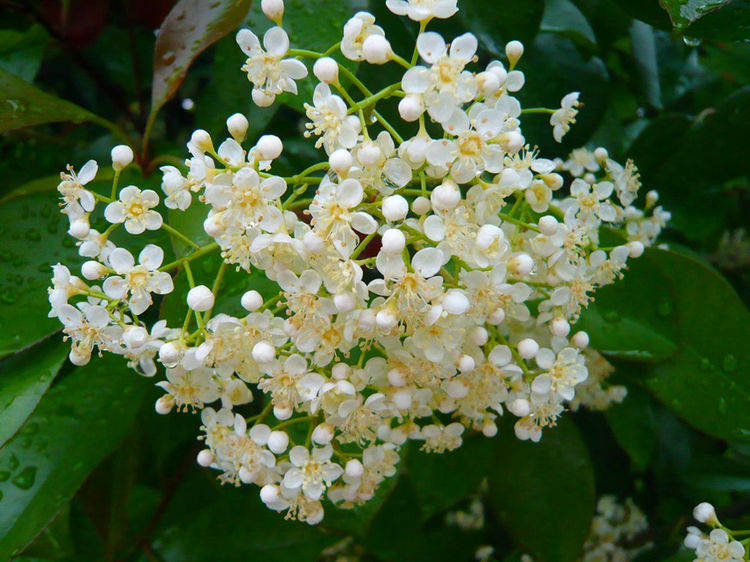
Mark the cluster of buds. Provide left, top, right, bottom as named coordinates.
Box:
left=49, top=0, right=669, bottom=524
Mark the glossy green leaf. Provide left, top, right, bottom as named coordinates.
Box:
left=577, top=250, right=679, bottom=362
left=150, top=469, right=332, bottom=561
left=0, top=189, right=89, bottom=355
left=0, top=68, right=99, bottom=133
left=642, top=249, right=750, bottom=442
left=150, top=0, right=252, bottom=116
left=662, top=0, right=749, bottom=41
left=407, top=435, right=493, bottom=520
left=488, top=419, right=595, bottom=562
left=460, top=0, right=544, bottom=52
left=0, top=340, right=67, bottom=448
left=0, top=354, right=149, bottom=559
left=0, top=25, right=48, bottom=82
left=605, top=385, right=658, bottom=471
left=540, top=0, right=597, bottom=49
left=610, top=0, right=672, bottom=29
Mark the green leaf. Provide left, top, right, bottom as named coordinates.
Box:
left=662, top=0, right=749, bottom=41
left=0, top=340, right=67, bottom=448
left=488, top=419, right=595, bottom=562
left=642, top=249, right=750, bottom=442
left=628, top=89, right=750, bottom=240
left=0, top=25, right=48, bottom=82
left=0, top=189, right=90, bottom=355
left=407, top=435, right=493, bottom=520
left=577, top=250, right=679, bottom=362
left=150, top=0, right=252, bottom=116
left=460, top=0, right=544, bottom=52
left=150, top=469, right=333, bottom=561
left=0, top=68, right=100, bottom=134
left=604, top=385, right=658, bottom=471
left=323, top=469, right=400, bottom=536
left=540, top=0, right=597, bottom=50
left=610, top=0, right=672, bottom=29
left=0, top=354, right=149, bottom=559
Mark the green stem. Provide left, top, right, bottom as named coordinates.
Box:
left=272, top=415, right=315, bottom=431
left=347, top=83, right=402, bottom=115
left=521, top=107, right=555, bottom=115
left=159, top=243, right=219, bottom=272
left=161, top=223, right=201, bottom=250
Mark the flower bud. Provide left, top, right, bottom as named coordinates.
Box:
left=376, top=309, right=397, bottom=330
left=111, top=145, right=134, bottom=171
left=508, top=397, right=530, bottom=417
left=362, top=34, right=391, bottom=64
left=571, top=331, right=589, bottom=349
left=538, top=215, right=558, bottom=235
left=329, top=149, right=353, bottom=175
left=446, top=380, right=468, bottom=399
left=196, top=449, right=214, bottom=467
left=123, top=325, right=148, bottom=348
left=81, top=260, right=105, bottom=280
left=508, top=253, right=534, bottom=276
left=550, top=317, right=570, bottom=337
left=256, top=134, right=283, bottom=160
left=187, top=285, right=214, bottom=312
left=334, top=292, right=356, bottom=312
left=627, top=241, right=645, bottom=258
left=190, top=129, right=213, bottom=152
left=398, top=95, right=423, bottom=121
left=158, top=342, right=181, bottom=365
left=261, top=0, right=284, bottom=24
left=227, top=112, right=249, bottom=142
left=345, top=458, right=364, bottom=478
left=443, top=289, right=470, bottom=315
left=458, top=354, right=475, bottom=372
left=260, top=484, right=280, bottom=504
left=68, top=218, right=90, bottom=239
left=252, top=341, right=275, bottom=363
left=273, top=404, right=292, bottom=420
left=381, top=228, right=405, bottom=253
left=469, top=326, right=488, bottom=346
left=482, top=421, right=498, bottom=437
left=387, top=368, right=406, bottom=386
left=431, top=181, right=461, bottom=211
left=505, top=40, right=524, bottom=67
left=382, top=194, right=409, bottom=222
left=252, top=88, right=275, bottom=107
left=312, top=422, right=334, bottom=444
left=393, top=389, right=412, bottom=409
left=155, top=394, right=174, bottom=415
left=68, top=349, right=90, bottom=366
left=488, top=307, right=506, bottom=325
left=693, top=503, right=718, bottom=525
left=267, top=430, right=289, bottom=453
left=646, top=190, right=659, bottom=206
left=313, top=57, right=339, bottom=84
left=332, top=362, right=350, bottom=380
left=594, top=147, right=609, bottom=162
left=203, top=214, right=225, bottom=237
left=412, top=196, right=431, bottom=216
left=517, top=338, right=539, bottom=359
left=241, top=290, right=263, bottom=311
left=358, top=142, right=382, bottom=166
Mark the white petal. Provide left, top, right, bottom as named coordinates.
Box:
left=139, top=244, right=164, bottom=269
left=417, top=32, right=446, bottom=64
left=78, top=160, right=98, bottom=184
left=337, top=178, right=363, bottom=208
left=350, top=212, right=377, bottom=234
left=449, top=33, right=477, bottom=61
left=109, top=247, right=135, bottom=273
left=236, top=29, right=260, bottom=55
left=412, top=247, right=444, bottom=278
left=263, top=26, right=289, bottom=57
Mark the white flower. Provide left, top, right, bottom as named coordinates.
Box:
left=104, top=186, right=163, bottom=234
left=550, top=92, right=581, bottom=142
left=236, top=26, right=308, bottom=105
left=304, top=83, right=361, bottom=154
left=309, top=177, right=376, bottom=257
left=103, top=245, right=173, bottom=315
left=283, top=445, right=343, bottom=500
left=58, top=160, right=97, bottom=213
left=569, top=179, right=617, bottom=224
left=341, top=12, right=385, bottom=61
left=402, top=32, right=478, bottom=123
left=386, top=0, right=458, bottom=21
left=160, top=165, right=192, bottom=210
left=58, top=302, right=122, bottom=365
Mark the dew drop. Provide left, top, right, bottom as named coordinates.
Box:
left=656, top=300, right=672, bottom=317
left=0, top=470, right=10, bottom=482
left=11, top=466, right=37, bottom=490
left=162, top=51, right=176, bottom=64
left=682, top=36, right=701, bottom=47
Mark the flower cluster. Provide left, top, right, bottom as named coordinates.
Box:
left=685, top=503, right=748, bottom=561
left=583, top=496, right=651, bottom=561
left=49, top=0, right=668, bottom=524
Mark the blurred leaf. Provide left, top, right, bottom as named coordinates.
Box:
left=642, top=249, right=750, bottom=442
left=0, top=340, right=67, bottom=448
left=0, top=25, right=48, bottom=82
left=488, top=419, right=595, bottom=562
left=610, top=0, right=672, bottom=29
left=684, top=455, right=750, bottom=492
left=150, top=469, right=332, bottom=561
left=662, top=0, right=750, bottom=41
left=630, top=21, right=662, bottom=109
left=16, top=503, right=74, bottom=560
left=541, top=0, right=597, bottom=50
left=323, top=469, right=400, bottom=536
left=578, top=250, right=679, bottom=362
left=0, top=68, right=102, bottom=134
left=460, top=0, right=544, bottom=52
left=605, top=384, right=658, bottom=471
left=0, top=188, right=91, bottom=355
left=407, top=435, right=493, bottom=520
left=0, top=354, right=149, bottom=559
left=517, top=33, right=609, bottom=157
left=150, top=0, right=252, bottom=116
